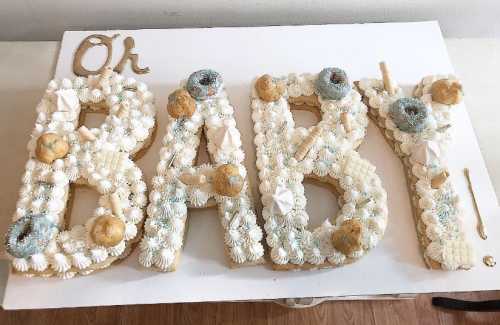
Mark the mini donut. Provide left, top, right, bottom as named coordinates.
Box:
left=255, top=74, right=285, bottom=102
left=315, top=67, right=351, bottom=100
left=389, top=97, right=428, bottom=133
left=5, top=214, right=57, bottom=258
left=167, top=89, right=196, bottom=119
left=186, top=69, right=223, bottom=100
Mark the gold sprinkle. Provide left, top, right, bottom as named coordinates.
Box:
left=483, top=255, right=496, bottom=267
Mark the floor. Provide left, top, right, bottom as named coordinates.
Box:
left=1, top=291, right=500, bottom=324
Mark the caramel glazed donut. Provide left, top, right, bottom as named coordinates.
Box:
left=356, top=65, right=474, bottom=270
left=139, top=70, right=265, bottom=271
left=252, top=68, right=388, bottom=270
left=4, top=68, right=157, bottom=278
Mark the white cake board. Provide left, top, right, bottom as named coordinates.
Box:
left=3, top=21, right=500, bottom=310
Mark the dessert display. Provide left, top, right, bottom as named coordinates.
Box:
left=4, top=68, right=157, bottom=278
left=251, top=68, right=389, bottom=270
left=139, top=69, right=265, bottom=271
left=355, top=62, right=474, bottom=270
left=3, top=63, right=476, bottom=276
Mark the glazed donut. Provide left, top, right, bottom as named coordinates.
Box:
left=356, top=63, right=473, bottom=270
left=315, top=67, right=351, bottom=100
left=186, top=69, right=223, bottom=100
left=5, top=214, right=57, bottom=259
left=5, top=68, right=157, bottom=278
left=251, top=70, right=388, bottom=270
left=389, top=97, right=429, bottom=133
left=139, top=69, right=264, bottom=271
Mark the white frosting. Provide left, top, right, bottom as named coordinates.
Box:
left=153, top=248, right=175, bottom=270
left=8, top=71, right=156, bottom=277
left=51, top=253, right=71, bottom=273
left=90, top=248, right=109, bottom=263
left=358, top=75, right=474, bottom=270
left=71, top=252, right=92, bottom=270
left=13, top=258, right=29, bottom=272
left=30, top=253, right=48, bottom=272
left=252, top=72, right=388, bottom=267
left=140, top=78, right=264, bottom=271
left=138, top=251, right=154, bottom=267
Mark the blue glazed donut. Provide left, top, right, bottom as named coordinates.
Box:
left=389, top=97, right=429, bottom=133
left=315, top=67, right=351, bottom=100
left=5, top=214, right=57, bottom=258
left=186, top=69, right=223, bottom=100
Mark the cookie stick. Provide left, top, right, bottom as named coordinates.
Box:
left=379, top=61, right=396, bottom=95
left=464, top=168, right=487, bottom=240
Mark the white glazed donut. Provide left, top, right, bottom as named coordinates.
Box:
left=357, top=66, right=474, bottom=270
left=251, top=70, right=388, bottom=270
left=139, top=70, right=264, bottom=271
left=5, top=68, right=156, bottom=278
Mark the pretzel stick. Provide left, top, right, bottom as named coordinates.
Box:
left=379, top=61, right=396, bottom=96
left=179, top=173, right=207, bottom=186
left=295, top=127, right=322, bottom=161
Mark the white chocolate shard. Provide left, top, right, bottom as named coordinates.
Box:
left=269, top=185, right=295, bottom=216
left=295, top=127, right=322, bottom=161
left=379, top=61, right=396, bottom=96
left=78, top=126, right=96, bottom=141
left=212, top=125, right=241, bottom=152
left=55, top=89, right=80, bottom=112
left=411, top=140, right=441, bottom=166
left=110, top=192, right=124, bottom=219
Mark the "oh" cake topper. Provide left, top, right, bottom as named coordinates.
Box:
left=73, top=34, right=150, bottom=77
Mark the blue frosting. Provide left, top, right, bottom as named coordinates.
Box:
left=5, top=214, right=57, bottom=258
left=186, top=69, right=222, bottom=100
left=315, top=67, right=351, bottom=100
left=389, top=97, right=428, bottom=133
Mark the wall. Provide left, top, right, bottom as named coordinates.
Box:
left=0, top=0, right=499, bottom=40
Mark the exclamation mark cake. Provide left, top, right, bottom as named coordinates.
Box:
left=139, top=70, right=265, bottom=271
